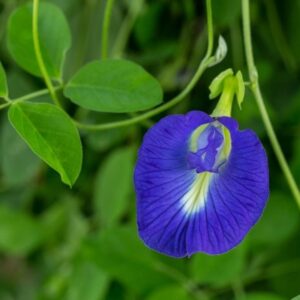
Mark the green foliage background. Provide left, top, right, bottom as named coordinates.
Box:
left=0, top=0, right=300, bottom=299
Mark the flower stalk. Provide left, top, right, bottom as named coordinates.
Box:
left=32, top=0, right=61, bottom=107
left=241, top=0, right=300, bottom=209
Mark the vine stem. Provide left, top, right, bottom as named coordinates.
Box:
left=1, top=97, right=11, bottom=103
left=241, top=0, right=300, bottom=208
left=75, top=0, right=214, bottom=131
left=32, top=0, right=61, bottom=107
left=101, top=0, right=115, bottom=59
left=0, top=87, right=63, bottom=112
left=0, top=102, right=11, bottom=110
left=13, top=87, right=63, bottom=104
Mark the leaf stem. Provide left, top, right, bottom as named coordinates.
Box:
left=13, top=87, right=62, bottom=104
left=2, top=96, right=11, bottom=103
left=241, top=0, right=300, bottom=209
left=101, top=0, right=115, bottom=59
left=0, top=87, right=62, bottom=111
left=0, top=102, right=11, bottom=110
left=204, top=0, right=214, bottom=60
left=32, top=0, right=61, bottom=107
left=75, top=0, right=214, bottom=131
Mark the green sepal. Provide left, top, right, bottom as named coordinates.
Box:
left=208, top=36, right=228, bottom=67
left=210, top=69, right=245, bottom=117
left=235, top=71, right=245, bottom=109
left=209, top=68, right=233, bottom=99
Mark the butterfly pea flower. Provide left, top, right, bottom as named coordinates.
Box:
left=134, top=71, right=269, bottom=258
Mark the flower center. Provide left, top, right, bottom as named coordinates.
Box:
left=188, top=121, right=232, bottom=173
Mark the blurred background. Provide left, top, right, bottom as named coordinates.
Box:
left=0, top=0, right=300, bottom=299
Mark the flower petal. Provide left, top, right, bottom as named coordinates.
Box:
left=185, top=122, right=269, bottom=255
left=134, top=112, right=269, bottom=257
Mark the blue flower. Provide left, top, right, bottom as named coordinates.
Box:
left=134, top=111, right=269, bottom=257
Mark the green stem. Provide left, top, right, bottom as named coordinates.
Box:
left=13, top=87, right=62, bottom=104
left=0, top=102, right=11, bottom=110
left=2, top=96, right=11, bottom=103
left=204, top=0, right=213, bottom=60
left=32, top=0, right=61, bottom=107
left=241, top=0, right=300, bottom=209
left=75, top=0, right=214, bottom=131
left=101, top=0, right=115, bottom=59
left=0, top=87, right=62, bottom=111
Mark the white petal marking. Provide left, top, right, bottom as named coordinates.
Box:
left=181, top=172, right=214, bottom=215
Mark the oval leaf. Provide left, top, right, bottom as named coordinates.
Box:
left=93, top=146, right=135, bottom=227
left=190, top=244, right=246, bottom=287
left=7, top=3, right=71, bottom=79
left=64, top=59, right=163, bottom=113
left=0, top=62, right=8, bottom=98
left=8, top=102, right=82, bottom=186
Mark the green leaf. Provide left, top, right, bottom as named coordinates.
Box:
left=190, top=243, right=246, bottom=287
left=244, top=293, right=285, bottom=300
left=93, top=146, right=135, bottom=227
left=0, top=117, right=41, bottom=186
left=66, top=261, right=109, bottom=300
left=0, top=62, right=8, bottom=98
left=8, top=102, right=82, bottom=186
left=146, top=285, right=192, bottom=300
left=7, top=2, right=71, bottom=79
left=64, top=59, right=163, bottom=113
left=249, top=192, right=300, bottom=246
left=81, top=226, right=171, bottom=293
left=291, top=296, right=300, bottom=300
left=209, top=68, right=233, bottom=99
left=0, top=205, right=43, bottom=255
